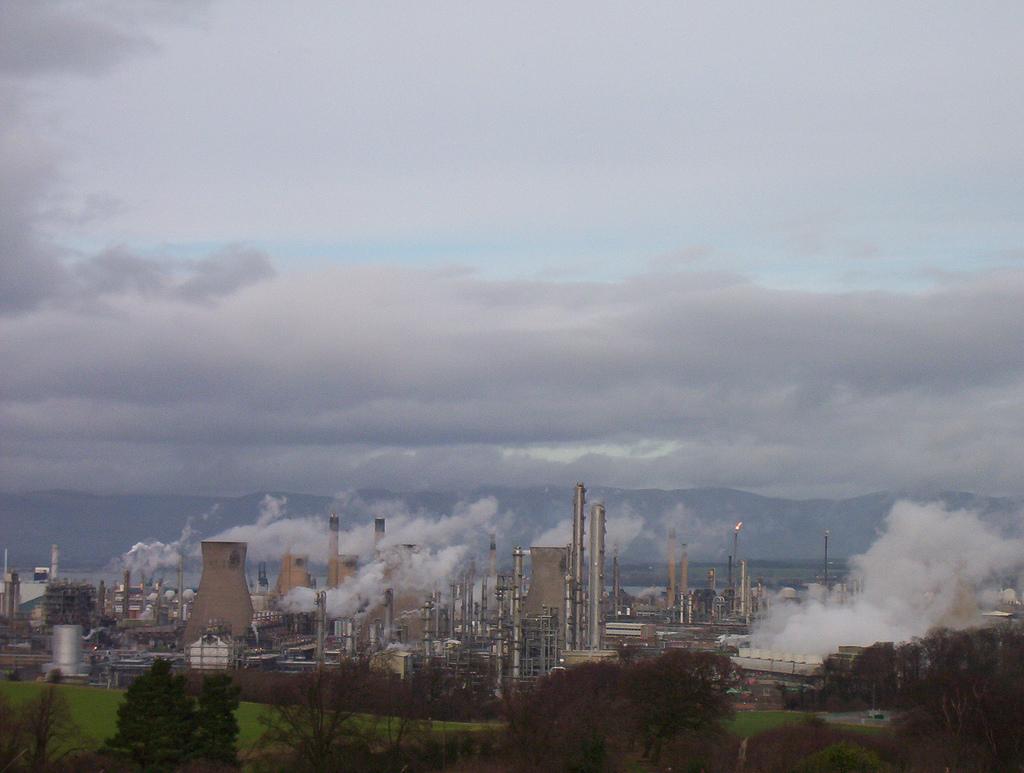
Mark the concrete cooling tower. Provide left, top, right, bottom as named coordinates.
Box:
left=184, top=541, right=254, bottom=644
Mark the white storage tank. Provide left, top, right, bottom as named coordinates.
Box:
left=47, top=624, right=85, bottom=676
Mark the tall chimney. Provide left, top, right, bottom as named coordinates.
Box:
left=122, top=569, right=131, bottom=619
left=383, top=588, right=394, bottom=643
left=588, top=503, right=605, bottom=651
left=329, top=512, right=340, bottom=556
left=448, top=582, right=457, bottom=638
left=570, top=482, right=586, bottom=649
left=730, top=522, right=742, bottom=596
left=512, top=546, right=524, bottom=679
left=612, top=548, right=621, bottom=618
left=488, top=532, right=497, bottom=615
left=176, top=554, right=185, bottom=622
left=667, top=528, right=677, bottom=609
left=327, top=513, right=341, bottom=587
left=680, top=543, right=689, bottom=598
left=50, top=544, right=59, bottom=581
left=466, top=559, right=476, bottom=637
left=739, top=560, right=749, bottom=620
left=315, top=590, right=327, bottom=666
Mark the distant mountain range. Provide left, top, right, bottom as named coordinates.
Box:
left=2, top=486, right=1022, bottom=571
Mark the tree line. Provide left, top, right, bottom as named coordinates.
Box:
left=7, top=626, right=1023, bottom=771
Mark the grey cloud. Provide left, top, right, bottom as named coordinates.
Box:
left=3, top=265, right=1024, bottom=496
left=0, top=3, right=206, bottom=315
left=73, top=249, right=168, bottom=297
left=71, top=245, right=276, bottom=303
left=175, top=247, right=276, bottom=302
left=0, top=3, right=155, bottom=77
left=0, top=85, right=69, bottom=313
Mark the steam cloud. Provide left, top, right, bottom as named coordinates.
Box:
left=531, top=504, right=646, bottom=554
left=753, top=501, right=1024, bottom=656
left=118, top=521, right=197, bottom=577
left=210, top=494, right=502, bottom=618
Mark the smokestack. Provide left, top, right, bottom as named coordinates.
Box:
left=570, top=482, right=586, bottom=649
left=177, top=554, right=185, bottom=622
left=50, top=544, right=59, bottom=581
left=466, top=560, right=476, bottom=637
left=612, top=549, right=621, bottom=618
left=480, top=573, right=489, bottom=629
left=823, top=529, right=830, bottom=594
left=488, top=532, right=497, bottom=614
left=730, top=522, right=743, bottom=594
left=383, top=588, right=394, bottom=643
left=667, top=528, right=677, bottom=609
left=315, top=590, right=327, bottom=666
left=421, top=601, right=432, bottom=656
left=327, top=513, right=341, bottom=587
left=588, top=503, right=605, bottom=651
left=122, top=569, right=130, bottom=619
left=374, top=517, right=386, bottom=555
left=512, top=546, right=524, bottom=679
left=739, top=560, right=749, bottom=620
left=680, top=542, right=689, bottom=598
left=329, top=512, right=339, bottom=557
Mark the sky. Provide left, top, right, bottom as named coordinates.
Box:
left=2, top=1, right=1024, bottom=497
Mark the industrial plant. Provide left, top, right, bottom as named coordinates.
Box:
left=1, top=483, right=1021, bottom=708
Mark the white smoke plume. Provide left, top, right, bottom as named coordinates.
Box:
left=210, top=495, right=498, bottom=564
left=632, top=586, right=664, bottom=601
left=753, top=501, right=1024, bottom=656
left=279, top=543, right=471, bottom=619
left=118, top=520, right=199, bottom=577
left=532, top=518, right=570, bottom=548
left=115, top=500, right=233, bottom=577
left=211, top=495, right=501, bottom=619
left=532, top=504, right=645, bottom=553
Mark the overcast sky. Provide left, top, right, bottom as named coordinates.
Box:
left=2, top=2, right=1024, bottom=497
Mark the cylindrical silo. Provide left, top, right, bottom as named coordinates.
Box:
left=50, top=624, right=83, bottom=675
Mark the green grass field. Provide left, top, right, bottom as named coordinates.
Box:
left=725, top=710, right=813, bottom=737
left=1, top=681, right=273, bottom=749
left=1, top=681, right=882, bottom=755
left=0, top=681, right=495, bottom=751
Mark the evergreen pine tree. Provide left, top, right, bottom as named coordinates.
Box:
left=102, top=658, right=197, bottom=770
left=193, top=673, right=241, bottom=766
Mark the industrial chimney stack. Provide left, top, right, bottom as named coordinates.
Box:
left=327, top=512, right=342, bottom=588
left=570, top=482, right=586, bottom=649
left=666, top=529, right=677, bottom=609
left=588, top=503, right=605, bottom=650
